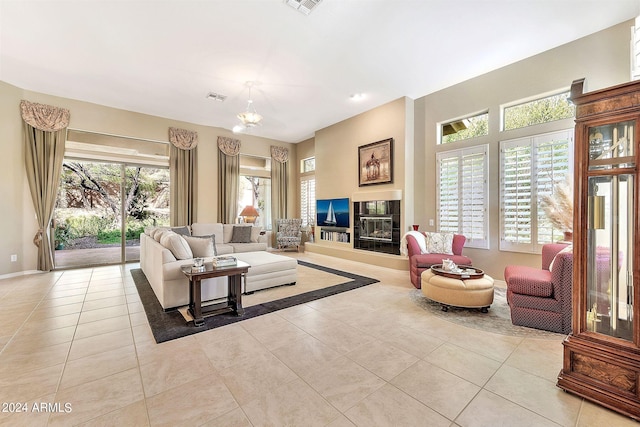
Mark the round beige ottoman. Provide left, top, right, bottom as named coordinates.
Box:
left=421, top=269, right=494, bottom=313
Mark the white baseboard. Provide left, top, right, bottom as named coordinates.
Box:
left=0, top=270, right=42, bottom=281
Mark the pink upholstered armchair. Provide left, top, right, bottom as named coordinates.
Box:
left=406, top=233, right=471, bottom=289
left=504, top=243, right=572, bottom=334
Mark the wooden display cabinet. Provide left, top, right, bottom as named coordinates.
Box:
left=557, top=78, right=640, bottom=420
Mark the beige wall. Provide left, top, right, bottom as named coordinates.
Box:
left=416, top=20, right=632, bottom=279
left=315, top=97, right=409, bottom=213
left=0, top=85, right=293, bottom=276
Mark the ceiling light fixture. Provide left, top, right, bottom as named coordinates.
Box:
left=350, top=93, right=365, bottom=101
left=285, top=0, right=322, bottom=15
left=236, top=81, right=263, bottom=130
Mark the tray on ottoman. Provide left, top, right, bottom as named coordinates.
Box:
left=430, top=264, right=484, bottom=280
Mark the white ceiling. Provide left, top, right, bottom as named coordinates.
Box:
left=1, top=0, right=638, bottom=143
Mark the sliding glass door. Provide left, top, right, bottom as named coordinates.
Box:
left=53, top=159, right=169, bottom=269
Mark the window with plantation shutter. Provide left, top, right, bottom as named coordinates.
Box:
left=436, top=144, right=488, bottom=249
left=300, top=176, right=315, bottom=227
left=500, top=129, right=573, bottom=253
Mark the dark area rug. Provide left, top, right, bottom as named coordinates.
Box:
left=409, top=287, right=565, bottom=339
left=131, top=260, right=379, bottom=343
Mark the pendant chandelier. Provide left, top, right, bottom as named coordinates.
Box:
left=236, top=82, right=262, bottom=129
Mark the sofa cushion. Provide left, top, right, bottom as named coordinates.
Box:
left=160, top=231, right=193, bottom=260
left=231, top=225, right=252, bottom=243
left=191, top=223, right=224, bottom=244
left=223, top=224, right=234, bottom=243
left=251, top=226, right=262, bottom=243
left=183, top=234, right=216, bottom=257
left=424, top=232, right=454, bottom=255
left=228, top=242, right=268, bottom=253
left=504, top=265, right=553, bottom=297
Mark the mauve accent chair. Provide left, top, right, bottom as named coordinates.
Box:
left=504, top=243, right=572, bottom=334
left=406, top=233, right=471, bottom=289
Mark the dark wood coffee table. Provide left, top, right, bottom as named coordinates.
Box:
left=180, top=260, right=250, bottom=326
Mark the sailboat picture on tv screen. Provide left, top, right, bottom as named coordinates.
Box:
left=316, top=198, right=350, bottom=228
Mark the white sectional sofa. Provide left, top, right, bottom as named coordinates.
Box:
left=140, top=223, right=297, bottom=310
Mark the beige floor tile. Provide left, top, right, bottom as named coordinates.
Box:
left=485, top=364, right=581, bottom=426
left=135, top=335, right=198, bottom=366
left=49, top=368, right=145, bottom=426
left=193, top=323, right=249, bottom=347
left=505, top=337, right=565, bottom=382
left=456, top=389, right=559, bottom=427
left=81, top=295, right=128, bottom=311
left=0, top=363, right=64, bottom=402
left=36, top=294, right=86, bottom=308
left=0, top=341, right=71, bottom=376
left=75, top=400, right=149, bottom=427
left=246, top=318, right=309, bottom=351
left=20, top=312, right=80, bottom=334
left=242, top=378, right=341, bottom=426
left=303, top=355, right=386, bottom=412
left=391, top=360, right=481, bottom=420
left=29, top=302, right=83, bottom=320
left=271, top=334, right=342, bottom=376
left=78, top=304, right=129, bottom=324
left=345, top=340, right=419, bottom=381
left=219, top=353, right=298, bottom=405
left=325, top=414, right=357, bottom=427
left=344, top=383, right=450, bottom=427
left=59, top=344, right=138, bottom=390
left=376, top=321, right=445, bottom=358
left=74, top=314, right=131, bottom=339
left=445, top=327, right=523, bottom=362
left=201, top=332, right=273, bottom=371
left=146, top=374, right=238, bottom=427
left=424, top=342, right=502, bottom=387
left=67, top=328, right=133, bottom=361
left=0, top=394, right=53, bottom=427
left=140, top=347, right=217, bottom=397
left=132, top=323, right=155, bottom=345
left=129, top=311, right=148, bottom=327
left=576, top=400, right=639, bottom=426
left=200, top=407, right=253, bottom=427
left=83, top=288, right=126, bottom=302
left=3, top=326, right=75, bottom=353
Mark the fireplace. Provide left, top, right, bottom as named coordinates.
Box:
left=353, top=200, right=400, bottom=255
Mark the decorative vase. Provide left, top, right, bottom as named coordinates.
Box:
left=563, top=231, right=573, bottom=242
left=412, top=225, right=419, bottom=231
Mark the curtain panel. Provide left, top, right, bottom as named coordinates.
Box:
left=270, top=146, right=289, bottom=233
left=169, top=128, right=198, bottom=226
left=217, top=136, right=241, bottom=224
left=20, top=100, right=69, bottom=271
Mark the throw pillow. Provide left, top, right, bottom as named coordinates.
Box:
left=231, top=225, right=252, bottom=243
left=160, top=231, right=193, bottom=260
left=183, top=234, right=217, bottom=257
left=549, top=245, right=573, bottom=272
left=250, top=226, right=262, bottom=243
left=153, top=228, right=169, bottom=242
left=171, top=226, right=191, bottom=236
left=424, top=232, right=454, bottom=255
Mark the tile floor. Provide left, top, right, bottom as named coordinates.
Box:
left=0, top=252, right=637, bottom=426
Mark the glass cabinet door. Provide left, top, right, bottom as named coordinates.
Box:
left=585, top=121, right=636, bottom=341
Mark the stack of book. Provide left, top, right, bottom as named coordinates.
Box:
left=211, top=255, right=237, bottom=268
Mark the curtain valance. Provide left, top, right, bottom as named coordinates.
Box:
left=218, top=136, right=241, bottom=156
left=20, top=100, right=70, bottom=132
left=169, top=127, right=198, bottom=150
left=271, top=146, right=289, bottom=163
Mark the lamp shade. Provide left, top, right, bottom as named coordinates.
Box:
left=240, top=205, right=259, bottom=223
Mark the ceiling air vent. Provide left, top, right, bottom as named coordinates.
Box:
left=206, top=92, right=227, bottom=102
left=285, top=0, right=322, bottom=15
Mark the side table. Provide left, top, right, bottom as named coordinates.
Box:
left=180, top=261, right=250, bottom=326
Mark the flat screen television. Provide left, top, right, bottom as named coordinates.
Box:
left=316, top=198, right=350, bottom=228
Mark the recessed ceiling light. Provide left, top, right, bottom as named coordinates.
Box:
left=350, top=93, right=365, bottom=101
left=206, top=92, right=227, bottom=102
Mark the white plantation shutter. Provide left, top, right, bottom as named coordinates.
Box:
left=436, top=145, right=488, bottom=249
left=500, top=130, right=573, bottom=253
left=300, top=176, right=316, bottom=227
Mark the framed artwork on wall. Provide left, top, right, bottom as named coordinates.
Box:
left=358, top=137, right=393, bottom=186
